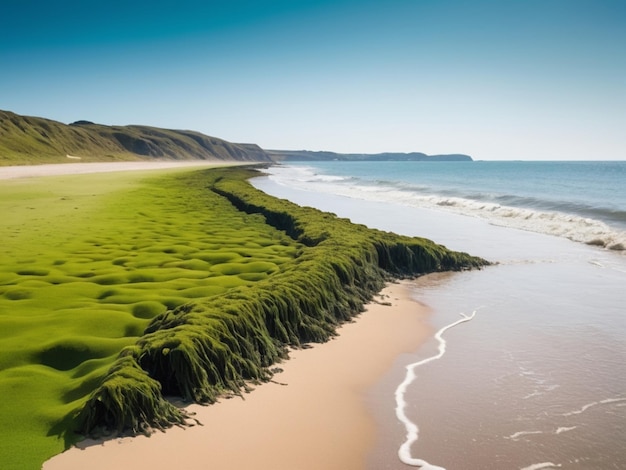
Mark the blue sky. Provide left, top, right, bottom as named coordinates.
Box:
left=1, top=0, right=625, bottom=160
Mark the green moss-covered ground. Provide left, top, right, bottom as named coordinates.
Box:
left=0, top=166, right=487, bottom=469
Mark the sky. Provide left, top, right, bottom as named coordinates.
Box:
left=1, top=0, right=625, bottom=160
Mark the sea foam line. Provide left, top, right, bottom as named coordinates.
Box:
left=562, top=397, right=626, bottom=416
left=267, top=167, right=626, bottom=252
left=519, top=463, right=562, bottom=470
left=395, top=309, right=477, bottom=469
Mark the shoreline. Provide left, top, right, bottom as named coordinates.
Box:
left=44, top=280, right=432, bottom=470
left=1, top=162, right=484, bottom=469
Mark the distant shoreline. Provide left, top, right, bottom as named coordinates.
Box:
left=267, top=149, right=473, bottom=162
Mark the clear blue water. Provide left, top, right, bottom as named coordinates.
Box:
left=267, top=161, right=626, bottom=250
left=253, top=161, right=626, bottom=470
left=287, top=160, right=626, bottom=222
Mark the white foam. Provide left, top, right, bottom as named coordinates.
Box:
left=507, top=425, right=577, bottom=442
left=588, top=259, right=605, bottom=267
left=562, top=397, right=626, bottom=416
left=518, top=365, right=559, bottom=399
left=306, top=174, right=347, bottom=183
left=265, top=166, right=626, bottom=252
left=506, top=430, right=544, bottom=440
left=394, top=310, right=477, bottom=468
left=555, top=426, right=577, bottom=434
left=523, top=383, right=560, bottom=399
left=519, top=462, right=562, bottom=470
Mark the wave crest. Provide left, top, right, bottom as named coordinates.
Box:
left=266, top=166, right=626, bottom=252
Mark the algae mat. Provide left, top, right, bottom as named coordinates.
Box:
left=0, top=167, right=300, bottom=469
left=0, top=166, right=486, bottom=470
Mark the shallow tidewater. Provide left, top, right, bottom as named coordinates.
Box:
left=254, top=162, right=626, bottom=470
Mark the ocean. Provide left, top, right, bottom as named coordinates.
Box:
left=251, top=161, right=626, bottom=470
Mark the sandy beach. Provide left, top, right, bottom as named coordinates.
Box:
left=44, top=281, right=431, bottom=470
left=0, top=160, right=252, bottom=180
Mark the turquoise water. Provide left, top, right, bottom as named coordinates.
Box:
left=253, top=161, right=626, bottom=470
left=267, top=161, right=626, bottom=250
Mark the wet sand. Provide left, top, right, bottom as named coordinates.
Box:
left=44, top=281, right=431, bottom=470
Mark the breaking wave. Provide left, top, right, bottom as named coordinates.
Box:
left=265, top=165, right=626, bottom=252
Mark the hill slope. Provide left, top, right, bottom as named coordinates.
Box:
left=0, top=110, right=271, bottom=165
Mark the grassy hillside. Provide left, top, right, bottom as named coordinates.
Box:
left=0, top=110, right=271, bottom=165
left=0, top=166, right=487, bottom=469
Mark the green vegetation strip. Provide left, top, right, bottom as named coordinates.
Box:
left=0, top=166, right=487, bottom=469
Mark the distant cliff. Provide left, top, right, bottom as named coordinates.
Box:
left=266, top=149, right=473, bottom=162
left=0, top=110, right=271, bottom=165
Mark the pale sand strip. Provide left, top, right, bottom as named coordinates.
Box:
left=0, top=160, right=253, bottom=180
left=44, top=281, right=431, bottom=470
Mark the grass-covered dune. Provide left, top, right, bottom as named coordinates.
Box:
left=0, top=166, right=487, bottom=469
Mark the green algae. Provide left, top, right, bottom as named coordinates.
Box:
left=0, top=168, right=300, bottom=468
left=0, top=166, right=487, bottom=469
left=77, top=167, right=488, bottom=437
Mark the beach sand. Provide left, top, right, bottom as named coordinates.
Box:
left=0, top=160, right=252, bottom=180
left=43, top=281, right=431, bottom=470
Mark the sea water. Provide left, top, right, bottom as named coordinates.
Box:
left=252, top=161, right=626, bottom=470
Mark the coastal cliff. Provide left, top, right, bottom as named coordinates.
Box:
left=266, top=149, right=473, bottom=162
